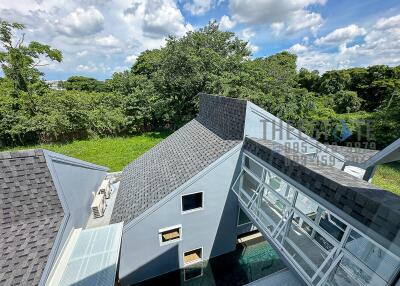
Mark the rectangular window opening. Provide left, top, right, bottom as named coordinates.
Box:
left=159, top=225, right=181, bottom=245
left=183, top=248, right=203, bottom=266
left=182, top=192, right=203, bottom=213
left=237, top=208, right=252, bottom=226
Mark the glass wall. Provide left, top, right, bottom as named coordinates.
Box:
left=232, top=153, right=400, bottom=286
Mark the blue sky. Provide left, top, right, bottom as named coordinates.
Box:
left=1, top=0, right=399, bottom=80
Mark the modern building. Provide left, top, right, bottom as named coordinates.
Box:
left=0, top=149, right=123, bottom=286
left=110, top=94, right=400, bottom=285
left=1, top=93, right=399, bottom=286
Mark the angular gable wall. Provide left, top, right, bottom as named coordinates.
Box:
left=118, top=145, right=242, bottom=285
left=41, top=150, right=108, bottom=285
left=244, top=101, right=346, bottom=169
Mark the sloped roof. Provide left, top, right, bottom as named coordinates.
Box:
left=327, top=145, right=379, bottom=165
left=0, top=149, right=64, bottom=286
left=111, top=94, right=247, bottom=224
left=244, top=137, right=400, bottom=251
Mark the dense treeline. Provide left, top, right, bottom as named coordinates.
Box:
left=0, top=21, right=399, bottom=149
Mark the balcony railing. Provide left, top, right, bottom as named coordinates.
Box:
left=232, top=152, right=400, bottom=286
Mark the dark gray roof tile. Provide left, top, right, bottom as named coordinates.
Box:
left=0, top=149, right=64, bottom=286
left=244, top=137, right=400, bottom=249
left=327, top=144, right=379, bottom=164
left=111, top=94, right=247, bottom=224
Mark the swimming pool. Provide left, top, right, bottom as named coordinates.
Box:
left=134, top=236, right=286, bottom=286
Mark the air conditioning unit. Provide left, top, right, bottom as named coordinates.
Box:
left=91, top=193, right=106, bottom=218
left=99, top=179, right=111, bottom=199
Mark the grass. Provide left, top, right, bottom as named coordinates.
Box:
left=373, top=162, right=400, bottom=196
left=2, top=133, right=399, bottom=195
left=1, top=132, right=170, bottom=172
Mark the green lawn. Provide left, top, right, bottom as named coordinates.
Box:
left=1, top=132, right=169, bottom=172
left=2, top=134, right=399, bottom=195
left=373, top=162, right=400, bottom=196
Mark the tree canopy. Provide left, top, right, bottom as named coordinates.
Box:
left=0, top=21, right=62, bottom=96
left=0, top=20, right=399, bottom=149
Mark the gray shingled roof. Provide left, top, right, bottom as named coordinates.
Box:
left=0, top=149, right=64, bottom=286
left=111, top=94, right=247, bottom=224
left=327, top=145, right=379, bottom=164
left=244, top=137, right=400, bottom=250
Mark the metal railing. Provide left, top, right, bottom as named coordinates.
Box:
left=232, top=152, right=400, bottom=286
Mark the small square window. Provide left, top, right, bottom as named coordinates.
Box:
left=159, top=225, right=182, bottom=246
left=181, top=192, right=203, bottom=213
left=183, top=248, right=203, bottom=266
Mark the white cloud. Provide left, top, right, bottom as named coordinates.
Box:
left=315, top=24, right=366, bottom=45
left=240, top=28, right=255, bottom=40
left=76, top=64, right=99, bottom=72
left=286, top=10, right=323, bottom=34
left=95, top=35, right=120, bottom=47
left=0, top=0, right=195, bottom=78
left=271, top=10, right=323, bottom=36
left=230, top=0, right=326, bottom=31
left=77, top=50, right=88, bottom=57
left=125, top=54, right=138, bottom=64
left=288, top=43, right=308, bottom=53
left=77, top=63, right=111, bottom=73
left=219, top=15, right=236, bottom=30
left=375, top=14, right=400, bottom=30
left=230, top=0, right=325, bottom=35
left=124, top=0, right=192, bottom=39
left=294, top=14, right=400, bottom=72
left=248, top=42, right=259, bottom=53
left=271, top=22, right=285, bottom=36
left=56, top=6, right=104, bottom=37
left=184, top=0, right=213, bottom=15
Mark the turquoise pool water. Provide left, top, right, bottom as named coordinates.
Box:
left=134, top=237, right=286, bottom=286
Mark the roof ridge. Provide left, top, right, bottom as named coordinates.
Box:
left=0, top=148, right=44, bottom=160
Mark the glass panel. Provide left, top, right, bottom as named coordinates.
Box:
left=238, top=208, right=252, bottom=226
left=242, top=171, right=260, bottom=199
left=264, top=170, right=296, bottom=204
left=281, top=217, right=334, bottom=278
left=345, top=230, right=400, bottom=282
left=282, top=234, right=316, bottom=278
left=235, top=171, right=260, bottom=206
left=259, top=189, right=287, bottom=229
left=244, top=156, right=264, bottom=179
left=325, top=255, right=386, bottom=286
left=319, top=212, right=346, bottom=242
left=325, top=264, right=363, bottom=286
left=295, top=192, right=319, bottom=219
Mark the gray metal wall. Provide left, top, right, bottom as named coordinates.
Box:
left=244, top=101, right=346, bottom=169
left=119, top=146, right=242, bottom=285
left=42, top=150, right=108, bottom=284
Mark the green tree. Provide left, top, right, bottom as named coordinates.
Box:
left=0, top=21, right=62, bottom=96
left=298, top=68, right=320, bottom=91
left=318, top=70, right=351, bottom=94
left=332, top=90, right=363, bottom=113
left=132, top=21, right=251, bottom=127
left=63, top=76, right=107, bottom=92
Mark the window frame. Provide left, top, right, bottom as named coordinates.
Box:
left=181, top=191, right=204, bottom=214
left=159, top=224, right=182, bottom=246
left=183, top=247, right=204, bottom=266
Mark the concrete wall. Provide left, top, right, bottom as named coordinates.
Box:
left=119, top=145, right=242, bottom=285
left=244, top=102, right=346, bottom=169
left=42, top=150, right=108, bottom=285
